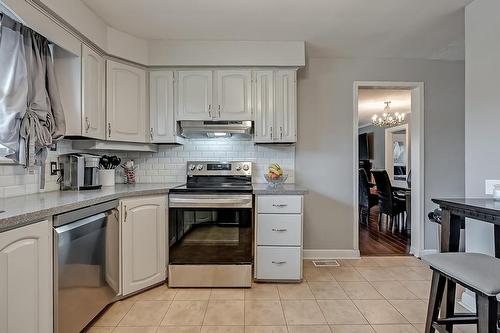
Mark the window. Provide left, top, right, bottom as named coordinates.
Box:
left=0, top=144, right=14, bottom=164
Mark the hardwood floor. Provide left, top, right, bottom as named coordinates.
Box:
left=359, top=205, right=410, bottom=256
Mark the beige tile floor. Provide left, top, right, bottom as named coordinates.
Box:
left=88, top=256, right=476, bottom=333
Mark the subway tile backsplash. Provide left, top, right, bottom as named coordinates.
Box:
left=0, top=139, right=295, bottom=198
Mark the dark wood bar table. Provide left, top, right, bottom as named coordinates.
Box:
left=431, top=198, right=500, bottom=325
left=432, top=198, right=500, bottom=258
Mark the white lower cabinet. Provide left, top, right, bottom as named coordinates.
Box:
left=256, top=247, right=301, bottom=281
left=120, top=196, right=166, bottom=295
left=255, top=195, right=303, bottom=281
left=0, top=220, right=52, bottom=333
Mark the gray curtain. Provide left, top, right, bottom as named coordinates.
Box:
left=0, top=15, right=26, bottom=159
left=0, top=14, right=66, bottom=188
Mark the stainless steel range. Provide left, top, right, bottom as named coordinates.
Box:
left=168, top=161, right=253, bottom=287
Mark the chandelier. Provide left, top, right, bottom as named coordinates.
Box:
left=371, top=101, right=405, bottom=127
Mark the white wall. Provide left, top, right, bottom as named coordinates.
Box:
left=148, top=40, right=305, bottom=67
left=296, top=57, right=465, bottom=252
left=464, top=0, right=500, bottom=255
left=106, top=27, right=149, bottom=64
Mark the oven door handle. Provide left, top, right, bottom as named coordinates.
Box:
left=169, top=194, right=253, bottom=208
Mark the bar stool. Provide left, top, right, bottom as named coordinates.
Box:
left=422, top=253, right=500, bottom=333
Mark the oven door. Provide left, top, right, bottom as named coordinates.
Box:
left=168, top=194, right=253, bottom=265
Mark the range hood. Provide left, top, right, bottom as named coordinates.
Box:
left=179, top=121, right=253, bottom=139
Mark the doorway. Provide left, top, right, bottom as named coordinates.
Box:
left=353, top=82, right=424, bottom=257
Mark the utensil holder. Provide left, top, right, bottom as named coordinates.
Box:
left=100, top=169, right=115, bottom=187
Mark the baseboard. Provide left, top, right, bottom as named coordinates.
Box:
left=459, top=289, right=476, bottom=313
left=303, top=249, right=360, bottom=259
left=417, top=248, right=438, bottom=258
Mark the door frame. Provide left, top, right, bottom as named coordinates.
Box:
left=353, top=81, right=425, bottom=257
left=384, top=123, right=410, bottom=181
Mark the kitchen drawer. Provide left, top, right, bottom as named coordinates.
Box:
left=257, top=195, right=302, bottom=214
left=257, top=214, right=301, bottom=246
left=256, top=246, right=301, bottom=280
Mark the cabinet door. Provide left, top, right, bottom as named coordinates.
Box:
left=176, top=71, right=212, bottom=120
left=150, top=71, right=176, bottom=143
left=121, top=196, right=166, bottom=295
left=254, top=71, right=274, bottom=142
left=106, top=60, right=147, bottom=142
left=216, top=70, right=252, bottom=120
left=81, top=44, right=105, bottom=139
left=274, top=70, right=297, bottom=143
left=0, top=220, right=52, bottom=333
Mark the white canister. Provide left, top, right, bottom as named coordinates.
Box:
left=493, top=185, right=500, bottom=201
left=100, top=169, right=116, bottom=187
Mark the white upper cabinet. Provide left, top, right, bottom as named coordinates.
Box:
left=150, top=71, right=177, bottom=143
left=274, top=70, right=297, bottom=142
left=216, top=70, right=252, bottom=120
left=254, top=69, right=297, bottom=143
left=106, top=60, right=147, bottom=142
left=0, top=220, right=52, bottom=333
left=81, top=44, right=105, bottom=140
left=254, top=70, right=274, bottom=142
left=120, top=196, right=166, bottom=295
left=176, top=70, right=213, bottom=120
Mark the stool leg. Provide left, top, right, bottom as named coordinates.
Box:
left=476, top=295, right=498, bottom=333
left=425, top=271, right=446, bottom=333
left=445, top=281, right=457, bottom=332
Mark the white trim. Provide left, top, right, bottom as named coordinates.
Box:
left=418, top=248, right=438, bottom=257
left=353, top=81, right=425, bottom=257
left=303, top=249, right=360, bottom=260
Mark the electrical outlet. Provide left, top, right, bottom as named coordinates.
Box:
left=50, top=162, right=58, bottom=175
left=485, top=180, right=500, bottom=195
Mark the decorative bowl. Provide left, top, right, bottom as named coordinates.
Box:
left=264, top=173, right=288, bottom=187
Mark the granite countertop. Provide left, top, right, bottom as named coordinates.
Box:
left=0, top=182, right=308, bottom=233
left=0, top=183, right=183, bottom=233
left=252, top=183, right=309, bottom=195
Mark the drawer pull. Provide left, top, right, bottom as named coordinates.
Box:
left=272, top=228, right=287, bottom=232
left=272, top=204, right=288, bottom=208
left=272, top=261, right=287, bottom=264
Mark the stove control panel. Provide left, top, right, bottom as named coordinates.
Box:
left=186, top=161, right=252, bottom=177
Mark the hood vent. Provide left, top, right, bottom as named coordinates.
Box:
left=179, top=121, right=253, bottom=139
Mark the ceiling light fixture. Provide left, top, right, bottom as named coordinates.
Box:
left=371, top=101, right=405, bottom=127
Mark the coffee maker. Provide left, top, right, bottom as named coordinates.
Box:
left=58, top=154, right=102, bottom=190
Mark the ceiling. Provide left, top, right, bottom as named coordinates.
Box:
left=358, top=89, right=411, bottom=127
left=82, top=0, right=472, bottom=60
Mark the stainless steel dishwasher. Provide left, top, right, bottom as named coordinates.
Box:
left=53, top=200, right=120, bottom=333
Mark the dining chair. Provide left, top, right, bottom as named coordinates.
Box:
left=359, top=169, right=378, bottom=225
left=372, top=169, right=407, bottom=232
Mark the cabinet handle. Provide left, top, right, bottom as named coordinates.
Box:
left=272, top=228, right=287, bottom=232
left=208, top=104, right=212, bottom=118
left=150, top=127, right=154, bottom=141
left=85, top=117, right=90, bottom=133
left=270, top=126, right=273, bottom=140
left=272, top=204, right=288, bottom=208
left=123, top=206, right=127, bottom=222
left=272, top=261, right=287, bottom=265
left=218, top=105, right=221, bottom=118
left=108, top=123, right=111, bottom=137
left=280, top=126, right=283, bottom=140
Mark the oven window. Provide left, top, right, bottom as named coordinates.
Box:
left=169, top=208, right=252, bottom=264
